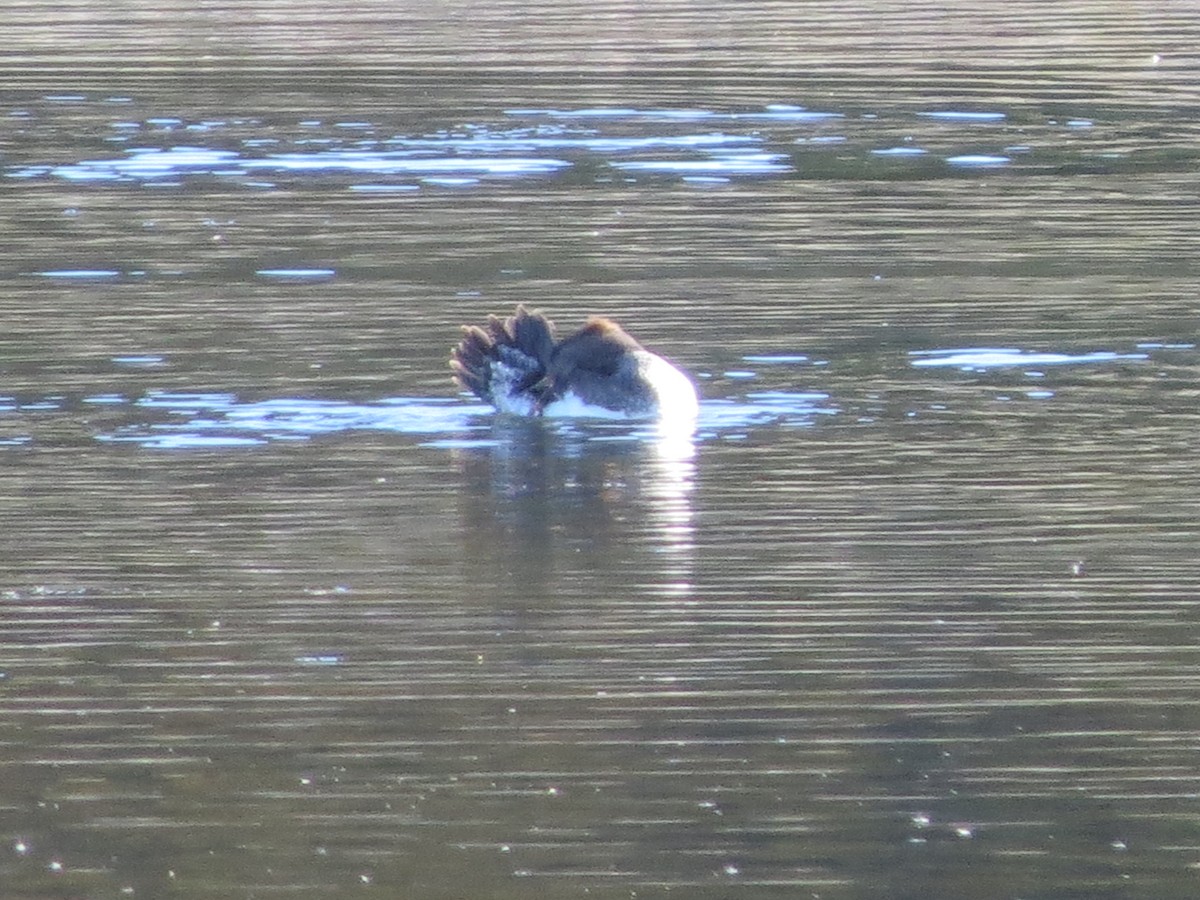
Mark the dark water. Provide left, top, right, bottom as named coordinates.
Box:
left=3, top=2, right=1200, bottom=898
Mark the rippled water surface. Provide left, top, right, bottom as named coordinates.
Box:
left=3, top=2, right=1200, bottom=898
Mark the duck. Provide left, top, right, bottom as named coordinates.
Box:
left=451, top=305, right=699, bottom=420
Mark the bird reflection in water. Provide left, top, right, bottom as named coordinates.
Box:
left=452, top=418, right=697, bottom=608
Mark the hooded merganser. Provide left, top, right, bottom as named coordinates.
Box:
left=451, top=305, right=698, bottom=420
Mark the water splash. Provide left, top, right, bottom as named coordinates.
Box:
left=89, top=388, right=835, bottom=451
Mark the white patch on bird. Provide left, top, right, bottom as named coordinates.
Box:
left=543, top=392, right=633, bottom=419
left=641, top=353, right=699, bottom=421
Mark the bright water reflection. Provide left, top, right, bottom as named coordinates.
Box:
left=1, top=338, right=1178, bottom=451
left=7, top=102, right=1147, bottom=191
left=86, top=388, right=833, bottom=449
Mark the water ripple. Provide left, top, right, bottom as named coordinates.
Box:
left=90, top=390, right=836, bottom=450
left=5, top=103, right=1158, bottom=189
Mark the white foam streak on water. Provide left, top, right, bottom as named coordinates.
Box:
left=38, top=268, right=122, bottom=278
left=945, top=154, right=1010, bottom=167
left=910, top=347, right=1150, bottom=370
left=612, top=153, right=791, bottom=175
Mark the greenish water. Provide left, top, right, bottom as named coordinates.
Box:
left=2, top=2, right=1200, bottom=898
